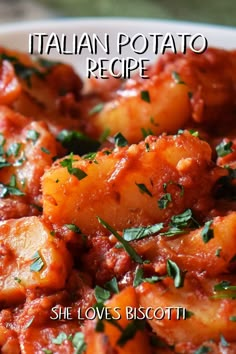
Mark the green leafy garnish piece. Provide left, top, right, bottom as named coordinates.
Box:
left=60, top=153, right=87, bottom=181
left=167, top=259, right=184, bottom=288
left=97, top=217, right=144, bottom=264
left=214, top=280, right=236, bottom=292
left=133, top=266, right=163, bottom=287
left=215, top=248, right=222, bottom=257
left=65, top=224, right=81, bottom=233
left=123, top=223, right=163, bottom=242
left=201, top=220, right=214, bottom=243
left=135, top=182, right=152, bottom=197
left=140, top=90, right=150, bottom=103
left=220, top=334, right=229, bottom=347
left=30, top=251, right=44, bottom=272
left=158, top=193, right=172, bottom=209
left=172, top=71, right=185, bottom=84
left=114, top=132, right=128, bottom=147
left=42, top=349, right=53, bottom=354
left=216, top=141, right=233, bottom=157
left=141, top=127, right=154, bottom=138
left=0, top=176, right=25, bottom=198
left=26, top=130, right=40, bottom=143
left=57, top=130, right=100, bottom=155
left=178, top=308, right=194, bottom=319
left=229, top=316, right=236, bottom=321
left=94, top=285, right=111, bottom=303
left=72, top=332, right=87, bottom=354
left=104, top=277, right=119, bottom=294
left=52, top=332, right=67, bottom=345
left=117, top=319, right=146, bottom=347
left=0, top=53, right=42, bottom=87
left=7, top=142, right=21, bottom=157
left=0, top=157, right=11, bottom=169
left=89, top=103, right=104, bottom=115
left=41, top=147, right=50, bottom=154
left=194, top=346, right=211, bottom=354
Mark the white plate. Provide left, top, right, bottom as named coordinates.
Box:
left=0, top=18, right=235, bottom=77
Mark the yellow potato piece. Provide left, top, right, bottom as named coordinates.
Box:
left=0, top=216, right=72, bottom=306
left=42, top=132, right=225, bottom=235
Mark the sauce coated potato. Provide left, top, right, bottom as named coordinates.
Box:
left=0, top=216, right=72, bottom=306
left=42, top=131, right=224, bottom=235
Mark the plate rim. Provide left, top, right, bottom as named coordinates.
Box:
left=0, top=17, right=235, bottom=34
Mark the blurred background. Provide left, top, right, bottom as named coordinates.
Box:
left=0, top=0, right=235, bottom=26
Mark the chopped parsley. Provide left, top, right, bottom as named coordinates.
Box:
left=117, top=319, right=146, bottom=347
left=114, top=132, right=128, bottom=147
left=145, top=142, right=150, bottom=152
left=216, top=141, right=233, bottom=157
left=88, top=103, right=104, bottom=115
left=214, top=280, right=236, bottom=292
left=97, top=217, right=144, bottom=264
left=60, top=153, right=87, bottom=181
left=7, top=142, right=21, bottom=157
left=0, top=177, right=25, bottom=198
left=30, top=251, right=44, bottom=272
left=26, top=130, right=40, bottom=143
left=57, top=130, right=100, bottom=155
left=194, top=346, right=211, bottom=354
left=14, top=277, right=22, bottom=283
left=123, top=223, right=163, bottom=242
left=172, top=71, right=185, bottom=85
left=135, top=182, right=152, bottom=197
left=0, top=53, right=42, bottom=87
left=229, top=316, right=236, bottom=321
left=150, top=116, right=159, bottom=126
left=140, top=90, right=151, bottom=103
left=160, top=209, right=198, bottom=237
left=220, top=334, right=229, bottom=347
left=104, top=277, right=119, bottom=294
left=42, top=349, right=53, bottom=354
left=52, top=332, right=67, bottom=345
left=41, top=147, right=50, bottom=154
left=65, top=224, right=81, bottom=233
left=215, top=248, right=222, bottom=257
left=158, top=193, right=172, bottom=209
left=99, top=128, right=110, bottom=143
left=133, top=266, right=163, bottom=287
left=163, top=181, right=184, bottom=197
left=72, top=332, right=86, bottom=354
left=0, top=157, right=11, bottom=169
left=141, top=127, right=154, bottom=138
left=94, top=285, right=111, bottom=303
left=167, top=259, right=184, bottom=288
left=201, top=220, right=214, bottom=243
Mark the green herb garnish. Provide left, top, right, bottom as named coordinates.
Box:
left=172, top=71, right=185, bottom=84
left=89, top=103, right=104, bottom=115
left=158, top=193, right=172, bottom=209
left=26, top=130, right=40, bottom=143
left=60, top=153, right=87, bottom=181
left=123, top=223, right=163, bottom=242
left=30, top=251, right=44, bottom=272
left=201, top=220, right=214, bottom=243
left=97, top=217, right=144, bottom=264
left=140, top=90, right=150, bottom=103
left=114, top=132, right=128, bottom=147
left=57, top=130, right=100, bottom=155
left=216, top=141, right=233, bottom=157
left=135, top=182, right=152, bottom=197
left=167, top=259, right=184, bottom=288
left=65, top=224, right=81, bottom=233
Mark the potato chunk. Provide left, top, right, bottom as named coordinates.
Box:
left=136, top=212, right=236, bottom=277
left=137, top=278, right=236, bottom=346
left=0, top=216, right=72, bottom=306
left=42, top=132, right=225, bottom=235
left=0, top=106, right=58, bottom=220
